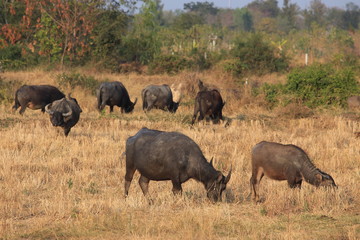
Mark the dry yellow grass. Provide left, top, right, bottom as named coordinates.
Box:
left=0, top=69, right=359, bottom=239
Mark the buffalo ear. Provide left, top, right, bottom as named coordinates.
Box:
left=315, top=173, right=323, bottom=182
left=217, top=172, right=223, bottom=182
left=209, top=157, right=214, bottom=167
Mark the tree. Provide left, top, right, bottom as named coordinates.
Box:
left=303, top=0, right=327, bottom=28
left=91, top=2, right=130, bottom=64
left=184, top=1, right=219, bottom=16
left=121, top=0, right=162, bottom=64
left=233, top=8, right=254, bottom=32
left=342, top=2, right=360, bottom=30
left=38, top=0, right=104, bottom=65
left=248, top=0, right=280, bottom=18
left=280, top=0, right=299, bottom=32
left=172, top=12, right=204, bottom=30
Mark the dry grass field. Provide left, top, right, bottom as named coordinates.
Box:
left=0, top=69, right=359, bottom=239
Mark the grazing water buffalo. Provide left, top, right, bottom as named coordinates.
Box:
left=97, top=81, right=137, bottom=113
left=45, top=95, right=82, bottom=136
left=13, top=85, right=65, bottom=115
left=141, top=84, right=180, bottom=113
left=125, top=128, right=232, bottom=202
left=347, top=96, right=360, bottom=110
left=250, top=141, right=336, bottom=202
left=191, top=89, right=225, bottom=124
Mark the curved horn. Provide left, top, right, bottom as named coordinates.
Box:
left=45, top=103, right=54, bottom=114
left=133, top=97, right=138, bottom=106
left=62, top=104, right=72, bottom=117
left=224, top=166, right=232, bottom=184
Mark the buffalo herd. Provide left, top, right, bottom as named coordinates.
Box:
left=11, top=80, right=339, bottom=202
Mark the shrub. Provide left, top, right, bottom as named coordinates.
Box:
left=56, top=73, right=100, bottom=95
left=230, top=33, right=289, bottom=76
left=148, top=54, right=193, bottom=75
left=286, top=64, right=359, bottom=108
left=0, top=45, right=38, bottom=71
left=260, top=83, right=286, bottom=108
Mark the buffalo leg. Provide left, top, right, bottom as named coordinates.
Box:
left=191, top=100, right=200, bottom=124
left=124, top=168, right=136, bottom=196
left=250, top=168, right=264, bottom=202
left=139, top=175, right=150, bottom=196
left=287, top=176, right=302, bottom=189
left=171, top=179, right=183, bottom=195
left=19, top=104, right=27, bottom=115
left=110, top=106, right=114, bottom=113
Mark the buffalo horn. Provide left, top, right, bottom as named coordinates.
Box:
left=62, top=104, right=72, bottom=117
left=224, top=166, right=232, bottom=184
left=45, top=104, right=54, bottom=114
left=133, top=97, right=138, bottom=106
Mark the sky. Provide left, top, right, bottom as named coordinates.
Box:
left=149, top=0, right=357, bottom=11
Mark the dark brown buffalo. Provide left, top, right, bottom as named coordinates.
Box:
left=250, top=141, right=336, bottom=202
left=45, top=95, right=82, bottom=136
left=125, top=128, right=231, bottom=202
left=191, top=89, right=225, bottom=124
left=13, top=85, right=65, bottom=115
left=97, top=81, right=137, bottom=113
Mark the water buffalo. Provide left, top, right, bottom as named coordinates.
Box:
left=347, top=96, right=360, bottom=110
left=191, top=89, right=225, bottom=124
left=125, top=128, right=232, bottom=202
left=97, top=81, right=137, bottom=113
left=250, top=141, right=336, bottom=202
left=141, top=84, right=180, bottom=113
left=45, top=95, right=82, bottom=136
left=13, top=85, right=65, bottom=115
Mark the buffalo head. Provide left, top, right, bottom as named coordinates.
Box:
left=315, top=171, right=337, bottom=188
left=206, top=161, right=232, bottom=202
left=45, top=101, right=72, bottom=127
left=124, top=98, right=137, bottom=113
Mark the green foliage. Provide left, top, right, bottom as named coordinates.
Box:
left=34, top=12, right=62, bottom=63
left=0, top=45, right=25, bottom=70
left=230, top=33, right=289, bottom=76
left=172, top=12, right=204, bottom=30
left=221, top=59, right=246, bottom=77
left=233, top=8, right=253, bottom=31
left=56, top=73, right=99, bottom=95
left=148, top=54, right=193, bottom=75
left=286, top=64, right=359, bottom=108
left=261, top=83, right=286, bottom=108
left=120, top=0, right=162, bottom=65
left=184, top=1, right=219, bottom=16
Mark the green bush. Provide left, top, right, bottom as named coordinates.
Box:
left=56, top=73, right=100, bottom=95
left=286, top=64, right=359, bottom=108
left=148, top=54, right=194, bottom=75
left=221, top=59, right=246, bottom=77
left=0, top=45, right=39, bottom=71
left=230, top=33, right=289, bottom=76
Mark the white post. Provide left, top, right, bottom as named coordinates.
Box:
left=305, top=53, right=308, bottom=66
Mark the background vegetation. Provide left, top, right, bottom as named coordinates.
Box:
left=0, top=0, right=360, bottom=239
